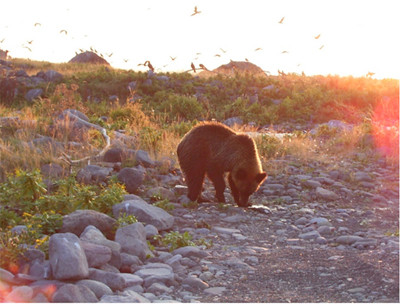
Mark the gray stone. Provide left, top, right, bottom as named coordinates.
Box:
left=204, top=286, right=226, bottom=296
left=76, top=165, right=112, bottom=185
left=44, top=70, right=63, bottom=82
left=212, top=226, right=241, bottom=235
left=49, top=233, right=89, bottom=280
left=354, top=172, right=373, bottom=182
left=103, top=147, right=124, bottom=162
left=52, top=283, right=97, bottom=303
left=183, top=275, right=209, bottom=291
left=299, top=230, right=321, bottom=240
left=146, top=282, right=173, bottom=295
left=223, top=117, right=243, bottom=127
left=146, top=186, right=176, bottom=201
left=80, top=225, right=121, bottom=269
left=76, top=279, right=113, bottom=300
left=304, top=179, right=322, bottom=188
left=134, top=267, right=175, bottom=288
left=81, top=241, right=112, bottom=268
left=309, top=217, right=332, bottom=227
left=113, top=198, right=174, bottom=231
left=69, top=51, right=110, bottom=65
left=100, top=290, right=149, bottom=303
left=25, top=88, right=43, bottom=102
left=117, top=167, right=145, bottom=193
left=61, top=210, right=116, bottom=240
left=135, top=150, right=155, bottom=167
left=115, top=222, right=152, bottom=260
left=316, top=187, right=339, bottom=201
left=336, top=235, right=364, bottom=245
left=88, top=268, right=143, bottom=291
left=172, top=246, right=209, bottom=259
left=144, top=224, right=159, bottom=238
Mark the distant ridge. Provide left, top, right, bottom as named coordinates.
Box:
left=69, top=51, right=110, bottom=65
left=198, top=61, right=267, bottom=78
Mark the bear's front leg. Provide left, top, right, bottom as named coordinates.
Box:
left=207, top=170, right=226, bottom=203
left=228, top=173, right=240, bottom=206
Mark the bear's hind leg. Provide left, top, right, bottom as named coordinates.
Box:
left=184, top=165, right=206, bottom=202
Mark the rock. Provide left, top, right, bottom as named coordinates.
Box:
left=172, top=246, right=209, bottom=259
left=299, top=230, right=321, bottom=240
left=113, top=198, right=174, bottom=231
left=61, top=210, right=116, bottom=239
left=80, top=225, right=121, bottom=269
left=69, top=51, right=110, bottom=65
left=103, top=147, right=124, bottom=162
left=76, top=165, right=113, bottom=185
left=25, top=88, right=43, bottom=102
left=44, top=70, right=63, bottom=82
left=204, top=286, right=227, bottom=296
left=135, top=150, right=155, bottom=167
left=81, top=241, right=112, bottom=268
left=117, top=167, right=145, bottom=193
left=115, top=222, right=152, bottom=261
left=144, top=224, right=159, bottom=238
left=40, top=163, right=65, bottom=179
left=88, top=268, right=143, bottom=291
left=308, top=217, right=332, bottom=227
left=52, top=283, right=97, bottom=303
left=304, top=179, right=322, bottom=188
left=76, top=279, right=113, bottom=299
left=147, top=186, right=176, bottom=201
left=182, top=275, right=209, bottom=291
left=223, top=117, right=243, bottom=127
left=4, top=286, right=33, bottom=303
left=134, top=267, right=175, bottom=288
left=146, top=282, right=173, bottom=295
left=354, top=172, right=373, bottom=182
left=49, top=233, right=89, bottom=280
left=99, top=290, right=150, bottom=303
left=336, top=235, right=365, bottom=245
left=316, top=187, right=339, bottom=201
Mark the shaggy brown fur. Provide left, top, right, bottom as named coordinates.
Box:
left=177, top=122, right=267, bottom=207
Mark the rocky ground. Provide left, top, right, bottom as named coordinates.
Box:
left=1, top=144, right=398, bottom=302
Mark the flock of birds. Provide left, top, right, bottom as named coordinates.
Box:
left=0, top=6, right=376, bottom=78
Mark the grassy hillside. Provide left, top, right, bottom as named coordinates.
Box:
left=0, top=58, right=399, bottom=174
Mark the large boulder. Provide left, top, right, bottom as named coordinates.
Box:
left=69, top=51, right=110, bottom=65
left=117, top=167, right=145, bottom=193
left=115, top=222, right=152, bottom=261
left=61, top=210, right=116, bottom=239
left=113, top=198, right=174, bottom=231
left=49, top=233, right=89, bottom=280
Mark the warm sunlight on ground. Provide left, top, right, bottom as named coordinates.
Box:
left=1, top=0, right=399, bottom=79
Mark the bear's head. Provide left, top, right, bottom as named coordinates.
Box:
left=232, top=167, right=267, bottom=207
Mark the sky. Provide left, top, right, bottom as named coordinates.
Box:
left=1, top=0, right=399, bottom=79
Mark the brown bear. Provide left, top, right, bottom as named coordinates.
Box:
left=177, top=121, right=267, bottom=207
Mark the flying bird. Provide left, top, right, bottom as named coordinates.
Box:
left=106, top=52, right=113, bottom=57
left=191, top=6, right=201, bottom=16
left=214, top=54, right=221, bottom=57
left=27, top=40, right=33, bottom=44
left=245, top=58, right=249, bottom=62
left=22, top=45, right=32, bottom=52
left=278, top=17, right=285, bottom=24
left=0, top=38, right=5, bottom=43
left=191, top=62, right=196, bottom=73
left=34, top=22, right=41, bottom=27
left=123, top=59, right=129, bottom=63
left=281, top=50, right=288, bottom=54
left=60, top=29, right=68, bottom=35
left=220, top=48, right=226, bottom=53
left=254, top=47, right=262, bottom=51
left=170, top=56, right=176, bottom=61
left=366, top=71, right=375, bottom=77
left=314, top=34, right=321, bottom=39
left=319, top=45, right=324, bottom=50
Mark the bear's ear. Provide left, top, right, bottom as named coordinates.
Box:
left=255, top=172, right=267, bottom=184
left=235, top=168, right=247, bottom=180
